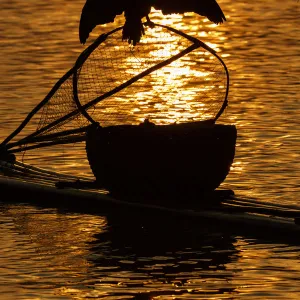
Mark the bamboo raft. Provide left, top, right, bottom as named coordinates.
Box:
left=1, top=160, right=300, bottom=244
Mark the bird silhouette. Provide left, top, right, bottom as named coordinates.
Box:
left=79, top=0, right=226, bottom=46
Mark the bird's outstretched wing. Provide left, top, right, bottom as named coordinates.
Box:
left=153, top=0, right=226, bottom=24
left=79, top=0, right=226, bottom=45
left=79, top=0, right=124, bottom=44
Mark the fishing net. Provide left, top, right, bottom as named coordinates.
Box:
left=1, top=23, right=229, bottom=156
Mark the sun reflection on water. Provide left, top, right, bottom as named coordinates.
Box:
left=1, top=1, right=300, bottom=299
left=93, top=23, right=229, bottom=126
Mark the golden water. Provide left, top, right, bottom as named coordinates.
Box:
left=0, top=0, right=300, bottom=299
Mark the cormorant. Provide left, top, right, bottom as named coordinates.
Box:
left=79, top=0, right=226, bottom=46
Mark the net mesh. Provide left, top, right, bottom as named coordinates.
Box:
left=3, top=24, right=228, bottom=152
left=75, top=25, right=227, bottom=126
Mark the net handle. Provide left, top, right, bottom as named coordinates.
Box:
left=8, top=26, right=200, bottom=148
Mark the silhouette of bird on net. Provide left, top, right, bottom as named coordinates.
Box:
left=79, top=0, right=226, bottom=46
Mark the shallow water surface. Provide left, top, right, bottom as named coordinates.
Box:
left=0, top=0, right=300, bottom=299
left=1, top=203, right=300, bottom=300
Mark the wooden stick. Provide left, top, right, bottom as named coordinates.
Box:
left=221, top=202, right=300, bottom=219
left=226, top=196, right=300, bottom=212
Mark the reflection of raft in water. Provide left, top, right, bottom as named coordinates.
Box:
left=1, top=23, right=235, bottom=205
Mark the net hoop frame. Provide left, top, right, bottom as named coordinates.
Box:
left=72, top=22, right=229, bottom=125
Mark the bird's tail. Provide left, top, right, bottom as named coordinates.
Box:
left=122, top=16, right=145, bottom=46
